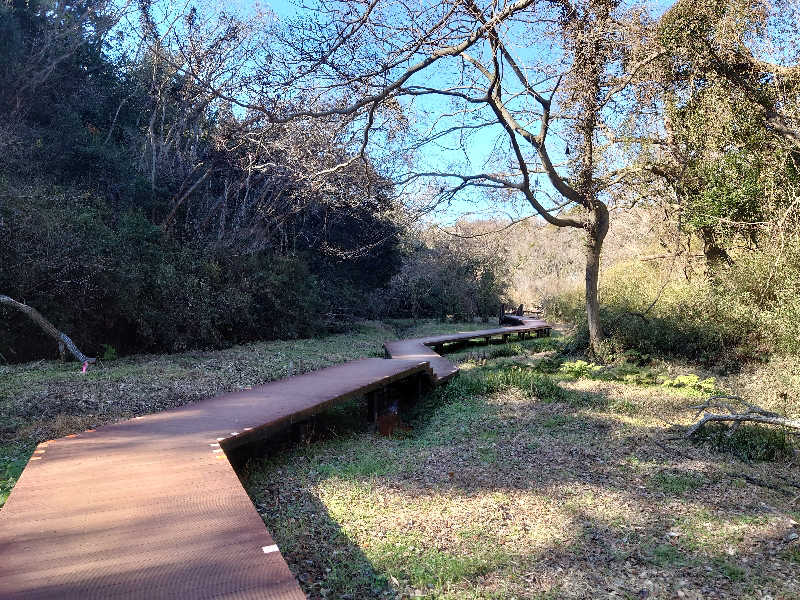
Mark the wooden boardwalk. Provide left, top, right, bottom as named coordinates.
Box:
left=0, top=319, right=550, bottom=599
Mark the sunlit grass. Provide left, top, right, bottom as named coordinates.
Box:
left=243, top=340, right=800, bottom=598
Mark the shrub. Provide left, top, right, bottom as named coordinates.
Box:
left=543, top=260, right=765, bottom=366
left=661, top=374, right=719, bottom=395
left=0, top=192, right=327, bottom=359
left=559, top=360, right=604, bottom=378
left=693, top=423, right=797, bottom=462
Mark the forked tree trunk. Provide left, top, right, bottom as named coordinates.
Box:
left=0, top=295, right=95, bottom=364
left=584, top=204, right=609, bottom=354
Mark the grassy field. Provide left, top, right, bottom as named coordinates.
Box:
left=0, top=319, right=493, bottom=507
left=2, top=320, right=799, bottom=599
left=242, top=336, right=800, bottom=599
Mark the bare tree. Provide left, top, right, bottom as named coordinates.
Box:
left=0, top=0, right=130, bottom=120
left=125, top=1, right=403, bottom=256
left=218, top=0, right=662, bottom=353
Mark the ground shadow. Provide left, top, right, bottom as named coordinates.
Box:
left=237, top=342, right=800, bottom=598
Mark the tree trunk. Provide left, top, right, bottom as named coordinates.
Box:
left=585, top=203, right=609, bottom=354
left=0, top=295, right=95, bottom=364
left=700, top=226, right=731, bottom=274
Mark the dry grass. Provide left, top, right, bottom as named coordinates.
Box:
left=3, top=320, right=799, bottom=599
left=244, top=339, right=800, bottom=599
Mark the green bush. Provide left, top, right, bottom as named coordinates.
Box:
left=661, top=374, right=719, bottom=394
left=559, top=360, right=604, bottom=378
left=0, top=193, right=327, bottom=359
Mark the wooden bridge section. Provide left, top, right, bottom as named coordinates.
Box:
left=0, top=318, right=550, bottom=599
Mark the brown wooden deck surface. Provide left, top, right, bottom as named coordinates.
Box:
left=383, top=319, right=551, bottom=381
left=0, top=320, right=550, bottom=599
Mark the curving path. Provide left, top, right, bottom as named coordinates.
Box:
left=0, top=317, right=550, bottom=599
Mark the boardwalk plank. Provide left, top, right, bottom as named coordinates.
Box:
left=0, top=322, right=549, bottom=599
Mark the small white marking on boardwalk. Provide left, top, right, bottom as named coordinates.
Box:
left=216, top=437, right=225, bottom=441
left=262, top=545, right=279, bottom=554
left=230, top=432, right=239, bottom=436
left=213, top=448, right=223, bottom=453
left=209, top=443, right=220, bottom=447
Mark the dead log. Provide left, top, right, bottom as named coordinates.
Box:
left=686, top=395, right=800, bottom=438
left=0, top=295, right=95, bottom=365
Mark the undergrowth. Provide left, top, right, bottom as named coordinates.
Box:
left=542, top=258, right=799, bottom=369
left=692, top=423, right=797, bottom=462
left=244, top=331, right=800, bottom=599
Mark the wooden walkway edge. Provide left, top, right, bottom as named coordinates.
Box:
left=0, top=318, right=550, bottom=599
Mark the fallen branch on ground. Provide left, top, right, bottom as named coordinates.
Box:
left=652, top=440, right=796, bottom=497
left=0, top=295, right=96, bottom=365
left=686, top=394, right=800, bottom=438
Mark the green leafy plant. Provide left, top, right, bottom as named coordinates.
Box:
left=661, top=374, right=719, bottom=394
left=559, top=360, right=604, bottom=378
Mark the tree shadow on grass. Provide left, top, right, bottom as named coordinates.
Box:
left=238, top=348, right=800, bottom=599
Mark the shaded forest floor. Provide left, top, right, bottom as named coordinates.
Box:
left=1, top=320, right=799, bottom=599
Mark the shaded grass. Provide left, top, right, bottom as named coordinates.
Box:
left=389, top=318, right=503, bottom=341
left=461, top=344, right=798, bottom=464
left=692, top=422, right=798, bottom=462
left=650, top=470, right=706, bottom=495
left=0, top=441, right=34, bottom=507
left=5, top=318, right=799, bottom=598
left=0, top=320, right=410, bottom=508
left=243, top=344, right=800, bottom=599
left=373, top=532, right=511, bottom=588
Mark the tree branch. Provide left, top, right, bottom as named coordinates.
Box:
left=686, top=395, right=800, bottom=438
left=0, top=295, right=95, bottom=365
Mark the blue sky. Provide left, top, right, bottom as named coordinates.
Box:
left=188, top=0, right=675, bottom=225
left=228, top=0, right=550, bottom=223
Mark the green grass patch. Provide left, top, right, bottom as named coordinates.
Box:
left=782, top=545, right=800, bottom=563
left=373, top=534, right=510, bottom=589
left=648, top=543, right=688, bottom=567
left=650, top=470, right=706, bottom=494
left=0, top=442, right=35, bottom=508
left=558, top=360, right=604, bottom=378
left=692, top=423, right=797, bottom=462
left=711, top=557, right=747, bottom=581
left=313, top=450, right=399, bottom=479
left=391, top=319, right=499, bottom=340
left=540, top=413, right=581, bottom=430
left=607, top=397, right=638, bottom=415
left=552, top=359, right=720, bottom=396
left=661, top=374, right=720, bottom=395
left=487, top=343, right=524, bottom=359
left=446, top=332, right=566, bottom=364
left=484, top=365, right=567, bottom=402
